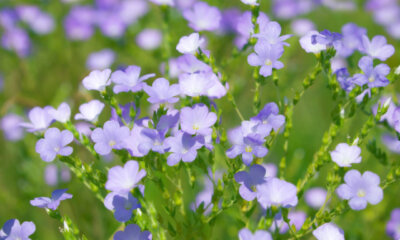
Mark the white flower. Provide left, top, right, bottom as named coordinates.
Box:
left=74, top=100, right=105, bottom=122
left=47, top=102, right=71, bottom=123
left=82, top=69, right=112, bottom=91
left=299, top=30, right=326, bottom=53
left=240, top=0, right=259, bottom=6
left=330, top=143, right=362, bottom=167
left=176, top=33, right=204, bottom=54
left=313, top=223, right=345, bottom=240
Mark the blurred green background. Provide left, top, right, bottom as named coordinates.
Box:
left=0, top=0, right=399, bottom=239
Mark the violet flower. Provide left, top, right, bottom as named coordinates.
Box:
left=105, top=160, right=147, bottom=193
left=248, top=40, right=284, bottom=77
left=0, top=219, right=35, bottom=240
left=311, top=29, right=342, bottom=48
left=352, top=56, right=390, bottom=88
left=47, top=102, right=71, bottom=123
left=143, top=78, right=180, bottom=104
left=336, top=169, right=383, bottom=210
left=238, top=228, right=272, bottom=240
left=251, top=102, right=285, bottom=132
left=111, top=65, right=155, bottom=94
left=20, top=107, right=53, bottom=132
left=180, top=104, right=217, bottom=136
left=113, top=224, right=152, bottom=240
left=91, top=120, right=130, bottom=155
left=313, top=223, right=345, bottom=240
left=360, top=35, right=395, bottom=61
left=335, top=68, right=355, bottom=92
left=270, top=211, right=306, bottom=234
left=35, top=128, right=73, bottom=162
left=386, top=208, right=400, bottom=239
left=300, top=30, right=326, bottom=53
left=254, top=21, right=292, bottom=46
left=164, top=131, right=202, bottom=166
left=234, top=164, right=267, bottom=201
left=226, top=126, right=268, bottom=166
left=256, top=178, right=298, bottom=209
left=104, top=192, right=141, bottom=222
left=30, top=189, right=73, bottom=210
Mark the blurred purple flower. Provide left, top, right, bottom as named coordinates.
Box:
left=386, top=208, right=400, bottom=239
left=86, top=49, right=115, bottom=70
left=291, top=19, right=315, bottom=36
left=1, top=28, right=31, bottom=57
left=1, top=114, right=25, bottom=141
left=136, top=29, right=162, bottom=50
left=183, top=2, right=221, bottom=32
left=305, top=187, right=327, bottom=209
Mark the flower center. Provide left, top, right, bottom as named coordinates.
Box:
left=368, top=76, right=375, bottom=83
left=245, top=146, right=253, bottom=153
left=265, top=59, right=272, bottom=66
left=124, top=200, right=132, bottom=210
left=357, top=189, right=366, bottom=197
left=192, top=124, right=200, bottom=131
left=54, top=146, right=60, bottom=152
left=109, top=140, right=116, bottom=147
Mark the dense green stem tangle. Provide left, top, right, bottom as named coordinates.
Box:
left=59, top=156, right=107, bottom=201
left=280, top=61, right=322, bottom=179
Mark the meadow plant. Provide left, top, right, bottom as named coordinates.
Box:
left=1, top=0, right=400, bottom=239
